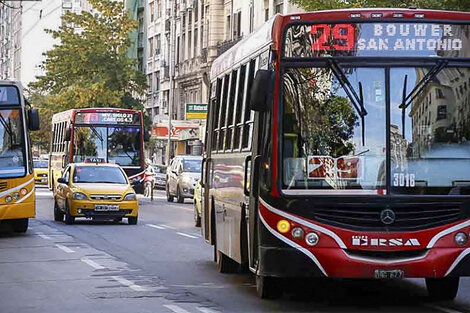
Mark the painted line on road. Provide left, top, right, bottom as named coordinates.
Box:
left=111, top=276, right=147, bottom=292
left=36, top=232, right=51, bottom=240
left=197, top=307, right=220, bottom=313
left=55, top=244, right=75, bottom=253
left=160, top=224, right=176, bottom=229
left=423, top=304, right=464, bottom=313
left=146, top=224, right=166, bottom=230
left=163, top=304, right=191, bottom=313
left=176, top=232, right=198, bottom=239
left=81, top=257, right=105, bottom=270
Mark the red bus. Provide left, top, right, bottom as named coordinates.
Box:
left=49, top=108, right=148, bottom=193
left=201, top=9, right=470, bottom=300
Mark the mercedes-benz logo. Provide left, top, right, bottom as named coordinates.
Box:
left=380, top=209, right=396, bottom=225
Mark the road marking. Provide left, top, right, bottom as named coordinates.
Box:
left=81, top=257, right=105, bottom=270
left=197, top=307, right=220, bottom=313
left=111, top=276, right=147, bottom=292
left=176, top=232, right=198, bottom=239
left=163, top=304, right=191, bottom=313
left=36, top=232, right=51, bottom=240
left=160, top=224, right=175, bottom=229
left=423, top=304, right=464, bottom=313
left=146, top=224, right=166, bottom=230
left=55, top=244, right=75, bottom=253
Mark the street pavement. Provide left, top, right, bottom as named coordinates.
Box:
left=1, top=187, right=470, bottom=313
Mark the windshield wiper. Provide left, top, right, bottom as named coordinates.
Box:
left=0, top=113, right=13, bottom=141
left=399, top=60, right=448, bottom=138
left=90, top=126, right=104, bottom=142
left=327, top=59, right=367, bottom=145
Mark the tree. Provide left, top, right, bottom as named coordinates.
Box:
left=30, top=0, right=147, bottom=111
left=290, top=0, right=470, bottom=11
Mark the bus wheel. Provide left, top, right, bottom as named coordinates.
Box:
left=12, top=218, right=28, bottom=233
left=64, top=203, right=75, bottom=225
left=176, top=186, right=184, bottom=203
left=217, top=250, right=239, bottom=274
left=128, top=216, right=138, bottom=225
left=54, top=200, right=64, bottom=222
left=426, top=277, right=459, bottom=301
left=256, top=275, right=283, bottom=299
left=166, top=186, right=174, bottom=202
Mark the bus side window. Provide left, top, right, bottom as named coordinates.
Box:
left=233, top=64, right=247, bottom=152
left=225, top=69, right=238, bottom=152
left=212, top=78, right=223, bottom=152
left=242, top=58, right=258, bottom=150
left=218, top=74, right=230, bottom=152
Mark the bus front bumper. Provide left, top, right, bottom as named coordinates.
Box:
left=0, top=202, right=35, bottom=221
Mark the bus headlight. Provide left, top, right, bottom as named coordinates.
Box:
left=12, top=192, right=20, bottom=200
left=305, top=232, right=320, bottom=246
left=276, top=220, right=290, bottom=233
left=123, top=193, right=137, bottom=201
left=291, top=227, right=304, bottom=239
left=5, top=195, right=12, bottom=203
left=20, top=188, right=28, bottom=196
left=72, top=192, right=88, bottom=200
left=455, top=232, right=468, bottom=246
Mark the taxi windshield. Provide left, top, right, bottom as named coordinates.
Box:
left=73, top=166, right=128, bottom=184
left=33, top=160, right=48, bottom=168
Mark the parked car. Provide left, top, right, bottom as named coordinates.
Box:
left=193, top=179, right=202, bottom=227
left=166, top=155, right=202, bottom=203
left=143, top=163, right=167, bottom=197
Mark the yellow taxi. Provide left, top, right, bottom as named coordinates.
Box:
left=53, top=161, right=139, bottom=225
left=33, top=159, right=49, bottom=185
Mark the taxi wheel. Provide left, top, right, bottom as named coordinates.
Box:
left=64, top=203, right=75, bottom=225
left=166, top=186, right=174, bottom=202
left=128, top=216, right=138, bottom=225
left=176, top=186, right=184, bottom=203
left=54, top=201, right=64, bottom=222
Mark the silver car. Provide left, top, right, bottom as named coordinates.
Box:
left=166, top=155, right=202, bottom=203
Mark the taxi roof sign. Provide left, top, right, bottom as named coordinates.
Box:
left=84, top=157, right=106, bottom=164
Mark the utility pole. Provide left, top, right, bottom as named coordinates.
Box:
left=167, top=0, right=176, bottom=163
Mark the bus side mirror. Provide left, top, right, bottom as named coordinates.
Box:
left=28, top=109, right=40, bottom=131
left=144, top=130, right=150, bottom=142
left=250, top=69, right=274, bottom=112
left=64, top=127, right=71, bottom=141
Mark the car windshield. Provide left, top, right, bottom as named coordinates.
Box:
left=72, top=166, right=128, bottom=184
left=152, top=165, right=166, bottom=173
left=183, top=159, right=201, bottom=172
left=34, top=160, right=48, bottom=168
left=73, top=126, right=141, bottom=166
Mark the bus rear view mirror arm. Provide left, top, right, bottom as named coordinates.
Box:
left=28, top=109, right=40, bottom=131
left=250, top=69, right=274, bottom=112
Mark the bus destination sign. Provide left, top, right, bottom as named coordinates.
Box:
left=284, top=23, right=469, bottom=58
left=75, top=112, right=140, bottom=125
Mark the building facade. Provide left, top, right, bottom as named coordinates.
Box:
left=143, top=0, right=301, bottom=164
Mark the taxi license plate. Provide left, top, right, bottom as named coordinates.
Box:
left=95, top=204, right=119, bottom=211
left=374, top=269, right=404, bottom=279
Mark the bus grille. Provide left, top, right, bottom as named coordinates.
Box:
left=312, top=203, right=463, bottom=231
left=0, top=181, right=7, bottom=191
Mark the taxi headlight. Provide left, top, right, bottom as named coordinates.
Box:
left=72, top=192, right=88, bottom=200
left=124, top=193, right=137, bottom=201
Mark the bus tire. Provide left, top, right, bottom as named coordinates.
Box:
left=64, top=203, right=75, bottom=225
left=256, top=275, right=283, bottom=299
left=128, top=216, right=138, bottom=225
left=426, top=277, right=459, bottom=301
left=12, top=218, right=28, bottom=233
left=54, top=200, right=64, bottom=222
left=166, top=185, right=174, bottom=202
left=217, top=250, right=239, bottom=274
left=176, top=185, right=184, bottom=203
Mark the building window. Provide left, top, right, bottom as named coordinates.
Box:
left=275, top=0, right=283, bottom=14
left=233, top=12, right=241, bottom=39
left=188, top=11, right=192, bottom=26
left=155, top=34, right=161, bottom=55
left=148, top=37, right=154, bottom=57
left=182, top=33, right=185, bottom=60
left=149, top=2, right=154, bottom=22
left=156, top=0, right=161, bottom=18
left=188, top=30, right=192, bottom=58
left=194, top=28, right=198, bottom=55
left=436, top=88, right=445, bottom=99
left=226, top=15, right=231, bottom=41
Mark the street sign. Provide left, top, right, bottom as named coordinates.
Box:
left=186, top=103, right=207, bottom=119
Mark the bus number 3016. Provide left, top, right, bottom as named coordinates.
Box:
left=393, top=173, right=416, bottom=187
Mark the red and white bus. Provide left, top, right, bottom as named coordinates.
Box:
left=201, top=9, right=470, bottom=299
left=49, top=108, right=148, bottom=193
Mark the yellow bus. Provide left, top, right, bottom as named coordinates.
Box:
left=0, top=81, right=40, bottom=233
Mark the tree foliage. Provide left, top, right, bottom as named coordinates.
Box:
left=30, top=0, right=146, bottom=112
left=290, top=0, right=470, bottom=11
left=29, top=0, right=147, bottom=150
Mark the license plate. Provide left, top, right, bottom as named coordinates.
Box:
left=374, top=269, right=404, bottom=279
left=95, top=204, right=119, bottom=211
